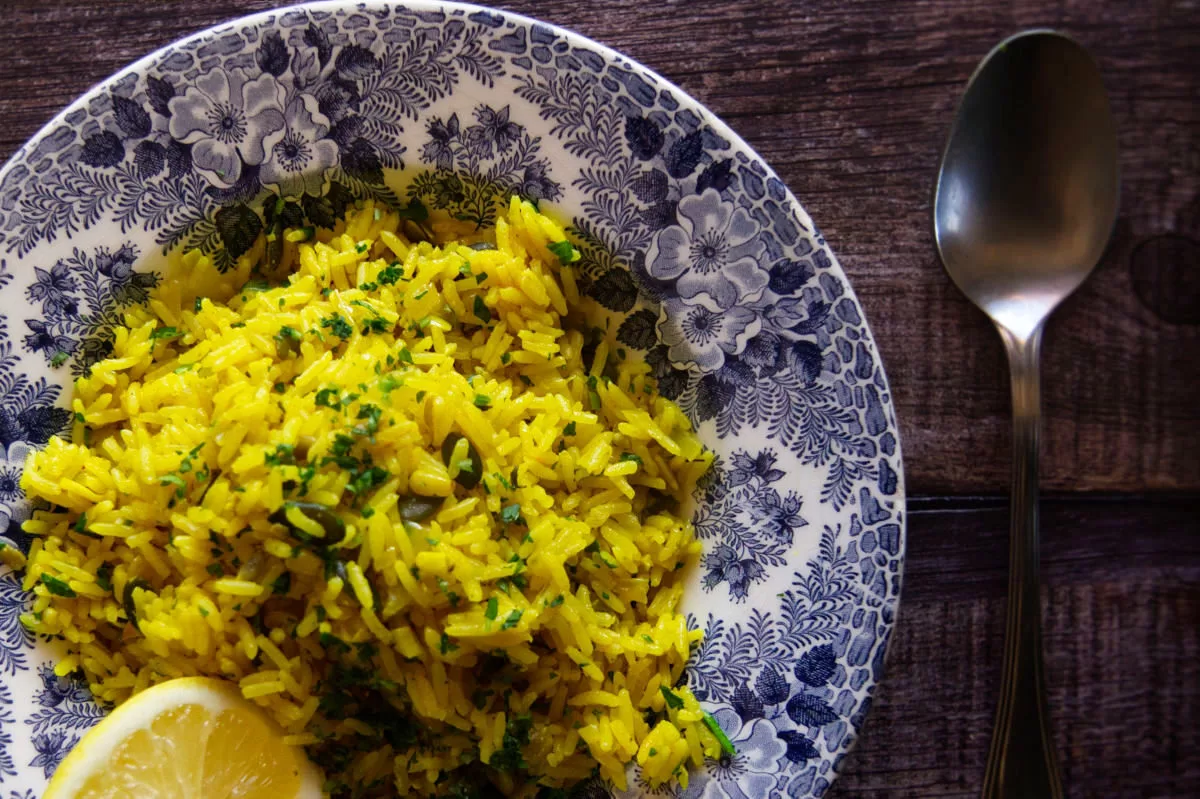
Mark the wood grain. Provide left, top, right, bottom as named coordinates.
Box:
left=0, top=0, right=1196, bottom=495
left=832, top=497, right=1200, bottom=798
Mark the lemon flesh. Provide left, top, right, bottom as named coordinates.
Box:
left=44, top=677, right=323, bottom=799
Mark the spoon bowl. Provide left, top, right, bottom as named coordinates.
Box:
left=935, top=30, right=1119, bottom=336
left=933, top=30, right=1119, bottom=799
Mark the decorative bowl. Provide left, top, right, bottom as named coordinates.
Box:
left=0, top=2, right=905, bottom=797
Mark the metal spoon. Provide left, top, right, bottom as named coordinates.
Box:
left=933, top=30, right=1119, bottom=799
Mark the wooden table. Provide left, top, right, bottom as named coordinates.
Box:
left=2, top=1, right=1196, bottom=796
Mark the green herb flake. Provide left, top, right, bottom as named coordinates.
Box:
left=501, top=609, right=523, bottom=631
left=272, top=572, right=292, bottom=595
left=703, top=711, right=737, bottom=756
left=438, top=633, right=459, bottom=655
left=319, top=632, right=351, bottom=653
left=549, top=595, right=565, bottom=608
left=361, top=317, right=390, bottom=335
left=484, top=596, right=499, bottom=621
left=320, top=313, right=353, bottom=339
left=473, top=295, right=491, bottom=324
left=547, top=240, right=578, bottom=265
left=660, top=686, right=685, bottom=710
left=377, top=263, right=403, bottom=285
left=49, top=352, right=69, bottom=368
left=500, top=504, right=521, bottom=524
left=619, top=452, right=643, bottom=464
left=355, top=404, right=383, bottom=436
left=206, top=562, right=225, bottom=577
left=563, top=421, right=577, bottom=437
left=264, top=443, right=296, bottom=467
left=95, top=562, right=114, bottom=592
left=473, top=394, right=491, bottom=409
left=151, top=326, right=181, bottom=341
left=314, top=388, right=342, bottom=409
left=40, top=574, right=76, bottom=598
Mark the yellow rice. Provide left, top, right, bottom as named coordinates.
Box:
left=18, top=196, right=724, bottom=797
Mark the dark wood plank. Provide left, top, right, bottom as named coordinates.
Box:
left=0, top=0, right=1196, bottom=495
left=830, top=496, right=1200, bottom=798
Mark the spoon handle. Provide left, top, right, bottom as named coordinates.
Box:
left=983, top=326, right=1064, bottom=799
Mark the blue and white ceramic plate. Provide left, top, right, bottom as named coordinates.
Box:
left=0, top=2, right=904, bottom=796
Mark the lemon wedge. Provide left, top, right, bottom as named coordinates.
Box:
left=44, top=676, right=323, bottom=799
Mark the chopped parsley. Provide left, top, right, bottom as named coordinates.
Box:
left=159, top=473, right=187, bottom=499
left=40, top=574, right=76, bottom=598
left=355, top=404, right=383, bottom=436
left=320, top=313, right=353, bottom=339
left=438, top=633, right=459, bottom=655
left=49, top=351, right=69, bottom=368
left=377, top=263, right=403, bottom=285
left=500, top=504, right=522, bottom=524
left=490, top=712, right=533, bottom=772
left=95, top=562, right=114, bottom=592
left=547, top=240, right=578, bottom=265
left=314, top=388, right=342, bottom=409
left=660, top=686, right=685, bottom=710
left=484, top=596, right=499, bottom=621
left=150, top=326, right=181, bottom=340
left=703, top=711, right=737, bottom=756
left=501, top=609, right=523, bottom=630
left=319, top=632, right=351, bottom=654
left=347, top=466, right=389, bottom=496
left=274, top=325, right=302, bottom=358
left=473, top=295, right=491, bottom=324
left=264, top=443, right=296, bottom=466
left=619, top=452, right=643, bottom=464
left=361, top=316, right=391, bottom=335
left=272, top=572, right=292, bottom=595
left=473, top=394, right=491, bottom=409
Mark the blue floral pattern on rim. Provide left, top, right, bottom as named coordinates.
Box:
left=0, top=3, right=904, bottom=797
